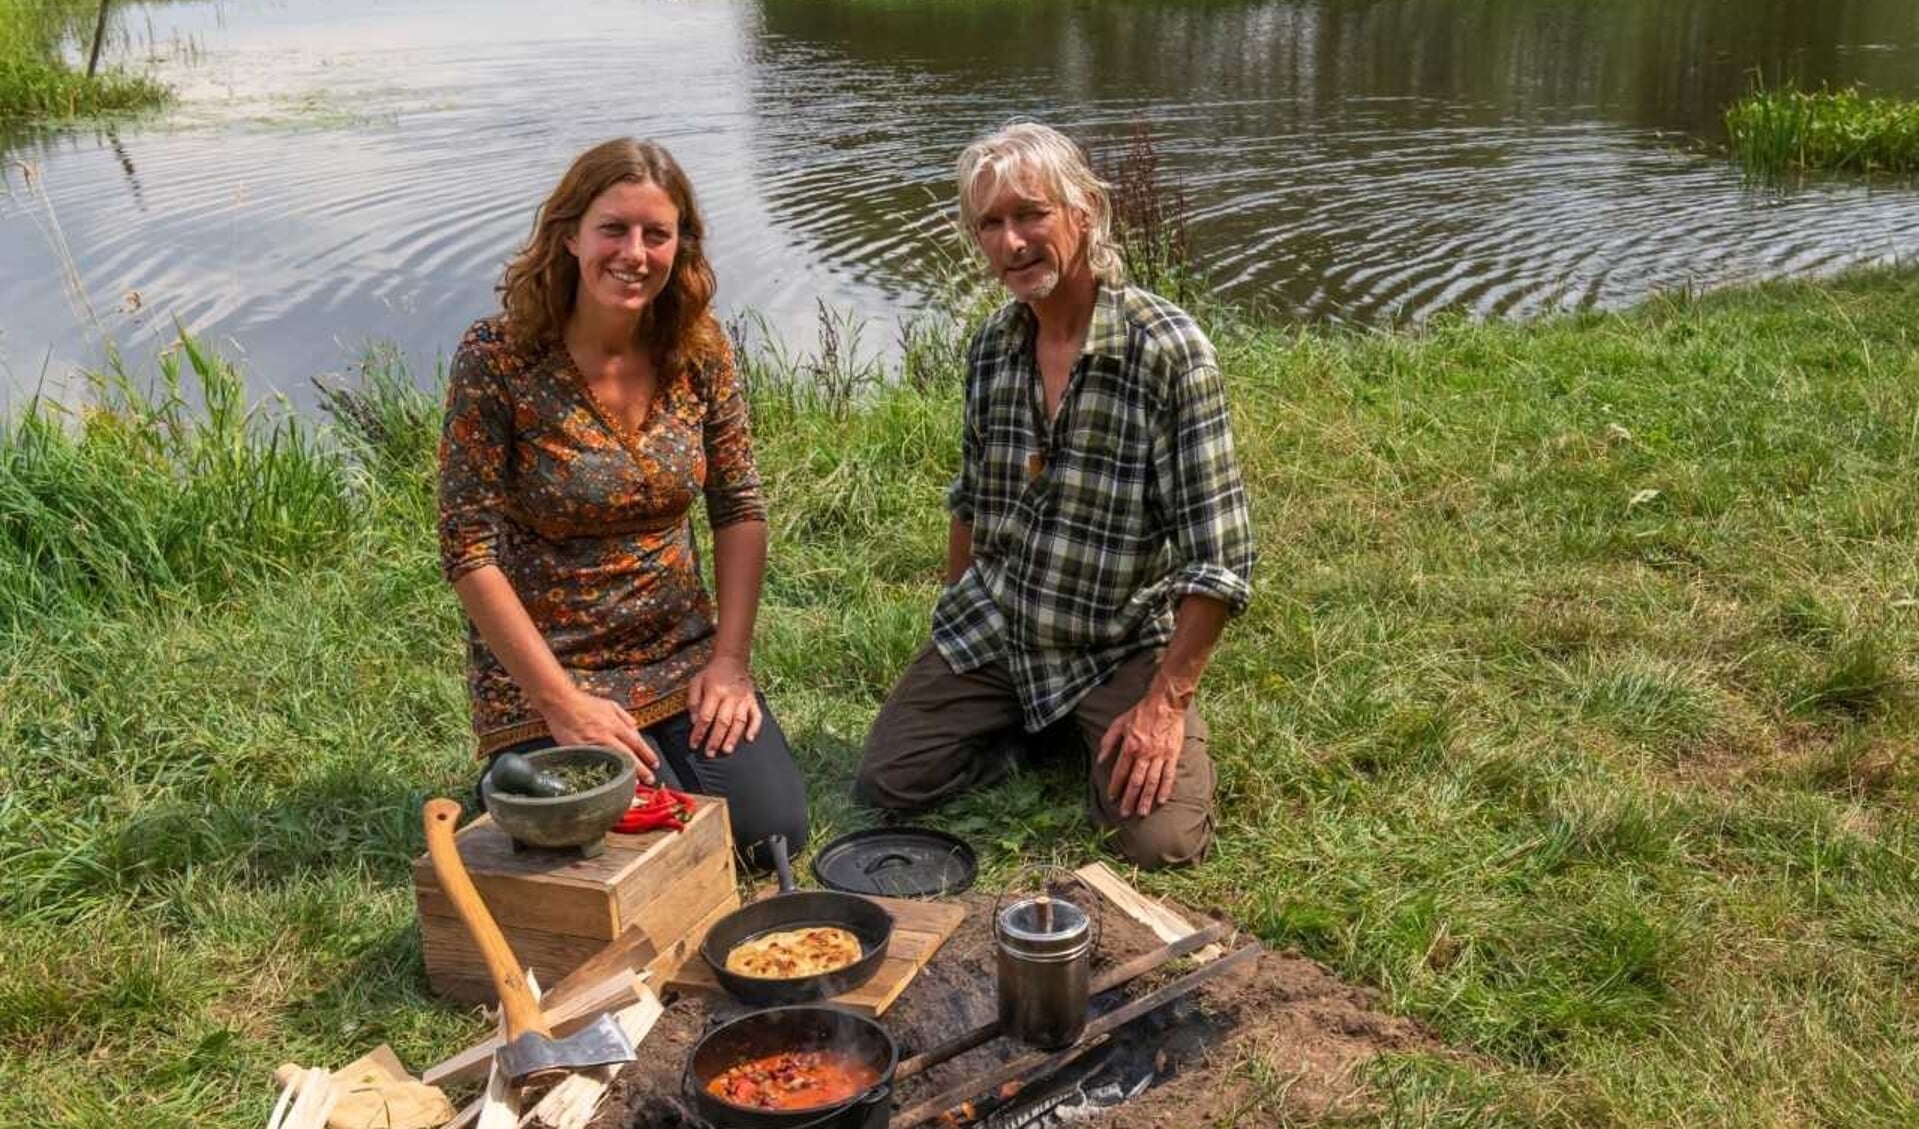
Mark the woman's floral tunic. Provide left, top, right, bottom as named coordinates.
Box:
left=437, top=316, right=766, bottom=756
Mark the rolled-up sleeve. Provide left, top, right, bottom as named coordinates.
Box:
left=437, top=339, right=514, bottom=584
left=700, top=345, right=768, bottom=530
left=945, top=335, right=987, bottom=523
left=1154, top=361, right=1255, bottom=615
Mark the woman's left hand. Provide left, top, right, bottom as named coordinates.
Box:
left=687, top=654, right=761, bottom=756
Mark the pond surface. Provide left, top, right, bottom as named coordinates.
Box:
left=4, top=0, right=1918, bottom=405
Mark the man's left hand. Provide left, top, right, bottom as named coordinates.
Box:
left=688, top=654, right=761, bottom=756
left=1097, top=690, right=1187, bottom=818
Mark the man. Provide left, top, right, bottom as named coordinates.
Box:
left=855, top=122, right=1256, bottom=869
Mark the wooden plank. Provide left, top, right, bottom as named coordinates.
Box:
left=414, top=846, right=731, bottom=948
left=1074, top=861, right=1224, bottom=962
left=666, top=896, right=965, bottom=1016
left=273, top=1066, right=339, bottom=1129
left=409, top=809, right=717, bottom=889
left=521, top=988, right=664, bottom=1129
left=644, top=894, right=740, bottom=985
left=415, top=798, right=737, bottom=1007
left=538, top=930, right=659, bottom=1018
left=610, top=797, right=732, bottom=932
left=421, top=917, right=608, bottom=1005
left=423, top=972, right=649, bottom=1088
left=410, top=822, right=615, bottom=941
left=409, top=801, right=733, bottom=942
left=448, top=972, right=539, bottom=1129
left=413, top=881, right=613, bottom=942
left=609, top=846, right=735, bottom=950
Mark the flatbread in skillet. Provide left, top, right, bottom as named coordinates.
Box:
left=724, top=925, right=863, bottom=979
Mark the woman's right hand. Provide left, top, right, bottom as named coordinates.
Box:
left=537, top=688, right=661, bottom=784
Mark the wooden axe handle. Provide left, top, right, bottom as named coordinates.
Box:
left=422, top=798, right=552, bottom=1042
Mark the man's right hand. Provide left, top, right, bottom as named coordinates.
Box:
left=537, top=688, right=660, bottom=784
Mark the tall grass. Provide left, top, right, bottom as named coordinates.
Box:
left=3, top=265, right=1917, bottom=1125
left=0, top=0, right=169, bottom=121
left=0, top=337, right=358, bottom=630
left=1726, top=78, right=1919, bottom=181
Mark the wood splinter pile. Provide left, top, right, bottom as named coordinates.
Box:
left=268, top=962, right=662, bottom=1129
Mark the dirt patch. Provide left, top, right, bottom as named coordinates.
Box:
left=1069, top=952, right=1435, bottom=1126
left=594, top=891, right=1439, bottom=1128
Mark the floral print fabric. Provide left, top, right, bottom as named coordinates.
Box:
left=438, top=316, right=766, bottom=756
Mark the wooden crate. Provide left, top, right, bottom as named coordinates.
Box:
left=412, top=796, right=737, bottom=1004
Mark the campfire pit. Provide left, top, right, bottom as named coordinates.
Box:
left=928, top=991, right=1239, bottom=1129
left=891, top=942, right=1262, bottom=1128
left=594, top=886, right=1439, bottom=1129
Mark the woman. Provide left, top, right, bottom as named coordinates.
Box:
left=438, top=138, right=806, bottom=866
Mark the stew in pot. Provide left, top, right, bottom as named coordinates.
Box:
left=706, top=1049, right=881, bottom=1110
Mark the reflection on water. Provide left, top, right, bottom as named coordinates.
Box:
left=2, top=0, right=1917, bottom=404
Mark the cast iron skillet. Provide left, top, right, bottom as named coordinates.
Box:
left=700, top=835, right=895, bottom=1006
left=686, top=1005, right=896, bottom=1129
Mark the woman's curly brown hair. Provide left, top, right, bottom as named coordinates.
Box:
left=499, top=138, right=724, bottom=377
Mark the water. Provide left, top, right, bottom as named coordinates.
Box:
left=4, top=0, right=1917, bottom=406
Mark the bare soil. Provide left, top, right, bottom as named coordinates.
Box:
left=593, top=890, right=1438, bottom=1128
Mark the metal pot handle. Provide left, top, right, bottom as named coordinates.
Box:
left=763, top=833, right=796, bottom=894
left=862, top=851, right=917, bottom=874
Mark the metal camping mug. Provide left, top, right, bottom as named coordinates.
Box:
left=995, top=894, right=1093, bottom=1049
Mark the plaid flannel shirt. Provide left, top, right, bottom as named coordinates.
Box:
left=933, top=282, right=1256, bottom=731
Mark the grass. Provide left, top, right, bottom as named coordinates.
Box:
left=1, top=265, right=1917, bottom=1125
left=0, top=0, right=170, bottom=122
left=1726, top=79, right=1919, bottom=182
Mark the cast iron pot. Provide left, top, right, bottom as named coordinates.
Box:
left=685, top=1005, right=896, bottom=1129
left=700, top=835, right=894, bottom=1006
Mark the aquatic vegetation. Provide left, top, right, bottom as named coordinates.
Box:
left=1726, top=80, right=1919, bottom=180
left=0, top=56, right=168, bottom=120
left=0, top=0, right=170, bottom=122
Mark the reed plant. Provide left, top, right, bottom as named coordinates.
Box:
left=0, top=0, right=169, bottom=121
left=2, top=264, right=1918, bottom=1125
left=1726, top=78, right=1919, bottom=181
left=1098, top=117, right=1206, bottom=307
left=0, top=336, right=356, bottom=631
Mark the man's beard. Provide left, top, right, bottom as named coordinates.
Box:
left=1013, top=266, right=1060, bottom=301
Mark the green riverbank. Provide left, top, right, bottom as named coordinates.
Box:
left=0, top=0, right=168, bottom=122
left=3, top=269, right=1917, bottom=1125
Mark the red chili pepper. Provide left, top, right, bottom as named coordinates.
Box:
left=613, top=782, right=695, bottom=834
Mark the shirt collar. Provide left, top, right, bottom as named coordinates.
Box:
left=1084, top=280, right=1129, bottom=361
left=1005, top=280, right=1129, bottom=361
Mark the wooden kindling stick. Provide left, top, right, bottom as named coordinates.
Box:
left=1086, top=919, right=1232, bottom=999
left=892, top=940, right=1262, bottom=1129
left=522, top=986, right=665, bottom=1129
left=893, top=919, right=1230, bottom=1082
left=422, top=971, right=649, bottom=1087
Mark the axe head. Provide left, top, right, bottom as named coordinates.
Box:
left=498, top=1014, right=635, bottom=1083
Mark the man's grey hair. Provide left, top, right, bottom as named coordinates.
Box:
left=956, top=121, right=1125, bottom=286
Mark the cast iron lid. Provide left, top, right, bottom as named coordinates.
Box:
left=810, top=827, right=977, bottom=898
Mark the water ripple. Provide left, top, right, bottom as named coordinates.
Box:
left=4, top=0, right=1919, bottom=406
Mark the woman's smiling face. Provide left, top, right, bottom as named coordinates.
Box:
left=566, top=179, right=679, bottom=319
